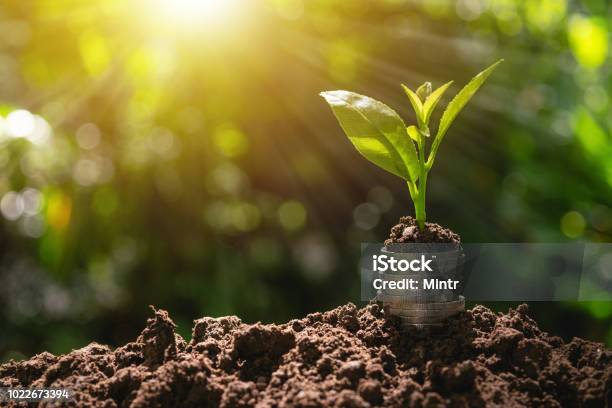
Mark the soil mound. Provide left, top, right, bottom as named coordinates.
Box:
left=384, top=216, right=461, bottom=247
left=1, top=303, right=610, bottom=407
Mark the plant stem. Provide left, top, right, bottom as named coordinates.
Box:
left=415, top=129, right=428, bottom=230
left=415, top=173, right=427, bottom=230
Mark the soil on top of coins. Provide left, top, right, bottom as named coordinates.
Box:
left=1, top=303, right=610, bottom=407
left=384, top=216, right=461, bottom=247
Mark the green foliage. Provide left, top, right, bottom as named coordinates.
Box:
left=422, top=81, right=453, bottom=127
left=406, top=125, right=420, bottom=142
left=429, top=60, right=503, bottom=168
left=401, top=85, right=424, bottom=125
left=319, top=91, right=420, bottom=182
left=322, top=60, right=502, bottom=229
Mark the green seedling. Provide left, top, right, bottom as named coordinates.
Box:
left=321, top=60, right=502, bottom=230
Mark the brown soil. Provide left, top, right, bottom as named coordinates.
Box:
left=384, top=216, right=461, bottom=247
left=1, top=304, right=610, bottom=407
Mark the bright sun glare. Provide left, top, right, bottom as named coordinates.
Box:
left=153, top=0, right=239, bottom=28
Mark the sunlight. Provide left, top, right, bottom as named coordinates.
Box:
left=152, top=0, right=240, bottom=29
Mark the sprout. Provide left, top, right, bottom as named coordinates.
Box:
left=321, top=60, right=502, bottom=230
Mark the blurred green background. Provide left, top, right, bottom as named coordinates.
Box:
left=0, top=0, right=611, bottom=362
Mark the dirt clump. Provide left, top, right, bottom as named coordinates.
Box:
left=384, top=216, right=461, bottom=247
left=1, top=303, right=610, bottom=407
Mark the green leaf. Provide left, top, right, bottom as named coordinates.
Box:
left=320, top=90, right=419, bottom=182
left=431, top=60, right=503, bottom=157
left=401, top=84, right=424, bottom=124
left=416, top=82, right=432, bottom=101
left=422, top=81, right=453, bottom=126
left=420, top=124, right=430, bottom=138
left=407, top=125, right=420, bottom=142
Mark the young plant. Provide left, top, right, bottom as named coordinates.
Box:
left=321, top=60, right=502, bottom=230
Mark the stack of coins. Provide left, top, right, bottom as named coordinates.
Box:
left=383, top=296, right=465, bottom=327
left=378, top=245, right=465, bottom=327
